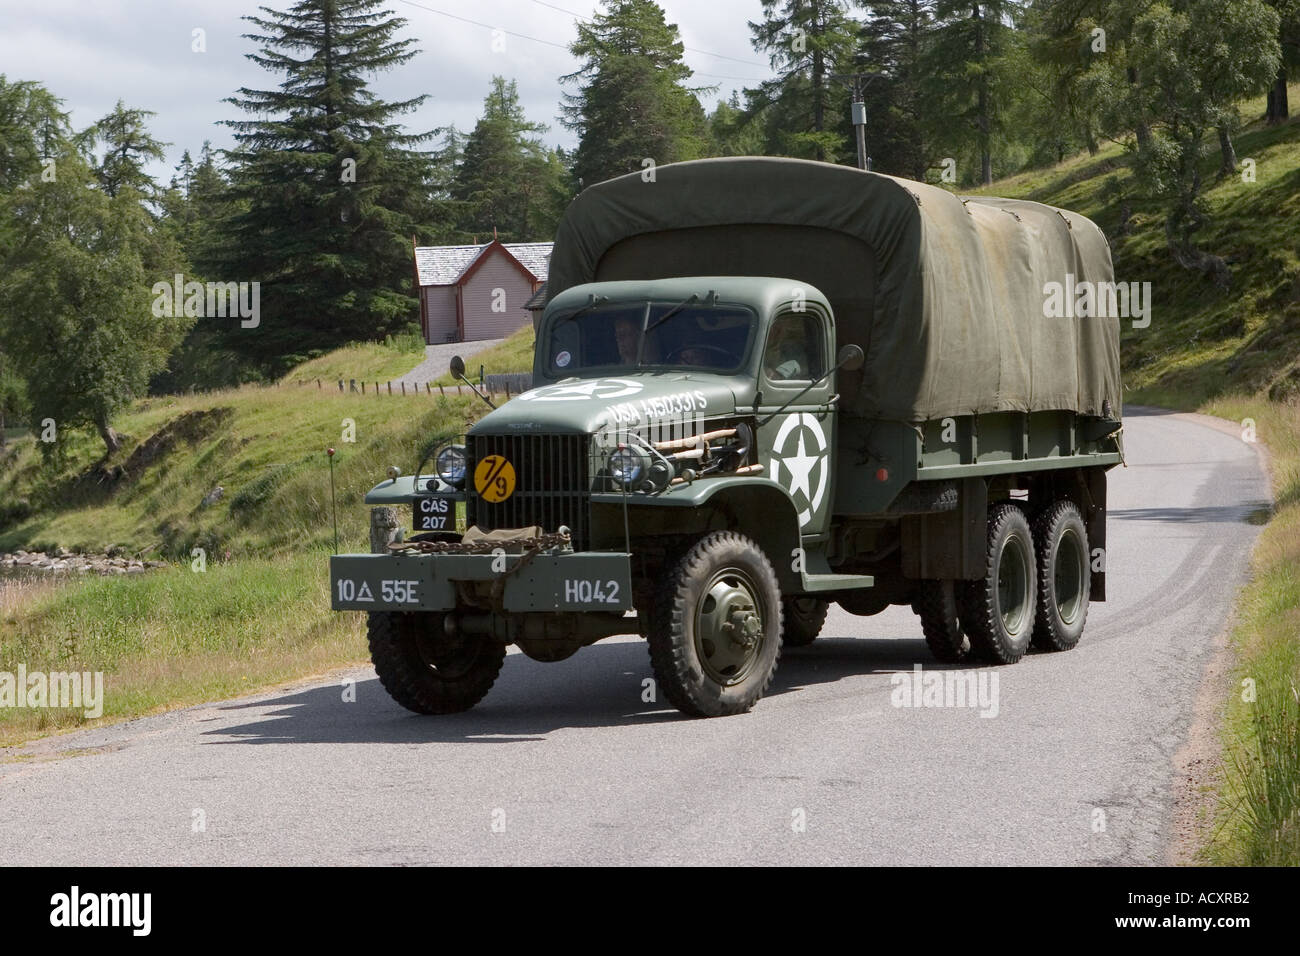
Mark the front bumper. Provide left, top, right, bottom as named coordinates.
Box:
left=329, top=550, right=633, bottom=613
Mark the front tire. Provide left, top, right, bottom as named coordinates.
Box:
left=648, top=531, right=783, bottom=717
left=959, top=504, right=1037, bottom=664
left=782, top=597, right=829, bottom=648
left=368, top=611, right=506, bottom=714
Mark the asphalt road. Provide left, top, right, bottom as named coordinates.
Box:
left=0, top=408, right=1270, bottom=865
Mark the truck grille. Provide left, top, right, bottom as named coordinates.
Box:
left=466, top=433, right=591, bottom=550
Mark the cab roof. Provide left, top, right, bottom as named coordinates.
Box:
left=542, top=276, right=831, bottom=321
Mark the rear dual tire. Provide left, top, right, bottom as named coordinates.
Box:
left=959, top=504, right=1037, bottom=664
left=1030, top=500, right=1090, bottom=652
left=956, top=499, right=1091, bottom=664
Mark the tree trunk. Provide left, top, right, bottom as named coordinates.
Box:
left=1217, top=126, right=1238, bottom=177
left=97, top=418, right=121, bottom=456
left=0, top=406, right=6, bottom=451
left=812, top=46, right=825, bottom=162
left=1128, top=66, right=1152, bottom=152
left=1085, top=121, right=1099, bottom=156
left=975, top=6, right=992, bottom=185
left=1265, top=66, right=1290, bottom=124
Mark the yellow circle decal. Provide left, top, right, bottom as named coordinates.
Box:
left=474, top=454, right=517, bottom=503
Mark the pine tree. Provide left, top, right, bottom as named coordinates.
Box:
left=707, top=92, right=766, bottom=156
left=451, top=77, right=566, bottom=241
left=857, top=1, right=936, bottom=179
left=80, top=101, right=168, bottom=200
left=220, top=0, right=438, bottom=368
left=747, top=0, right=860, bottom=163
left=926, top=1, right=1023, bottom=185
left=561, top=0, right=709, bottom=188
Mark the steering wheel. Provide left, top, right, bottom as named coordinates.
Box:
left=666, top=344, right=733, bottom=366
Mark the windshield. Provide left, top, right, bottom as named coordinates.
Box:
left=545, top=301, right=757, bottom=375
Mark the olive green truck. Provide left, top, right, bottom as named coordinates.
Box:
left=330, top=157, right=1124, bottom=718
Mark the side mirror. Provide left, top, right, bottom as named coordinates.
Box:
left=836, top=343, right=865, bottom=372
left=449, top=354, right=466, bottom=379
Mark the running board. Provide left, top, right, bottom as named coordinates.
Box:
left=798, top=550, right=872, bottom=593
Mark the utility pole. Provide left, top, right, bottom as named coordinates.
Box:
left=830, top=73, right=878, bottom=171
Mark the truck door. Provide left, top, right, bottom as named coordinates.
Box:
left=757, top=308, right=835, bottom=539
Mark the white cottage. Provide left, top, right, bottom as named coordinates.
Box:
left=413, top=240, right=551, bottom=343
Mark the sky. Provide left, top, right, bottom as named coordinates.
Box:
left=0, top=0, right=775, bottom=179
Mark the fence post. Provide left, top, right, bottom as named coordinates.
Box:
left=438, top=384, right=445, bottom=398
left=387, top=381, right=392, bottom=395
left=360, top=381, right=365, bottom=394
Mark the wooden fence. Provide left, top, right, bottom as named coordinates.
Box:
left=284, top=372, right=535, bottom=400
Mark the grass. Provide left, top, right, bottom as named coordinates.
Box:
left=0, top=552, right=364, bottom=744
left=1194, top=397, right=1300, bottom=865
left=0, top=384, right=482, bottom=558
left=280, top=334, right=425, bottom=386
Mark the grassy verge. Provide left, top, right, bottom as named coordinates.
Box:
left=1186, top=395, right=1300, bottom=865
left=0, top=551, right=365, bottom=744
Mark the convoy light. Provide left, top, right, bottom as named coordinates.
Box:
left=436, top=445, right=468, bottom=486
left=387, top=465, right=401, bottom=480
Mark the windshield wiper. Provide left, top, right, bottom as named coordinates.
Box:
left=642, top=294, right=699, bottom=337
left=553, top=295, right=608, bottom=329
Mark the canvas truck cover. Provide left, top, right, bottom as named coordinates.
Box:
left=547, top=156, right=1121, bottom=424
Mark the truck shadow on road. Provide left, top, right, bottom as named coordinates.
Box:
left=1111, top=502, right=1271, bottom=524
left=204, top=636, right=944, bottom=744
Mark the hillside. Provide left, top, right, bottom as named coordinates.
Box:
left=968, top=84, right=1300, bottom=407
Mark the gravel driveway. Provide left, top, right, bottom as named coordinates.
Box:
left=392, top=339, right=503, bottom=388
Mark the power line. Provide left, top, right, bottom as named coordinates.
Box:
left=526, top=0, right=769, bottom=67
left=397, top=0, right=568, bottom=49
left=397, top=0, right=766, bottom=82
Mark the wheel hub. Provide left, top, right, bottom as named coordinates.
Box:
left=696, top=571, right=766, bottom=684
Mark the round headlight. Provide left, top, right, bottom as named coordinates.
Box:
left=436, top=445, right=467, bottom=485
left=608, top=447, right=646, bottom=487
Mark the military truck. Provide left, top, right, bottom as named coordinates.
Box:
left=330, top=157, right=1123, bottom=718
